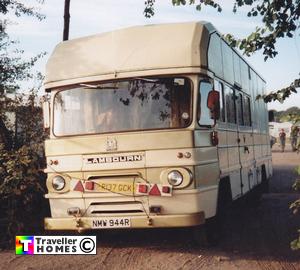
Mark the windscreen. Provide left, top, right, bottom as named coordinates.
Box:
left=53, top=77, right=192, bottom=136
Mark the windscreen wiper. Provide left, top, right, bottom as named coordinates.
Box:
left=79, top=83, right=118, bottom=89
left=134, top=77, right=159, bottom=83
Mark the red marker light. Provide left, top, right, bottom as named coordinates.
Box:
left=149, top=184, right=161, bottom=196
left=211, top=131, right=219, bottom=146
left=138, top=184, right=148, bottom=193
left=85, top=181, right=94, bottom=190
left=162, top=186, right=171, bottom=194
left=74, top=181, right=84, bottom=192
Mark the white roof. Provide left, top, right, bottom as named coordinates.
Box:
left=45, top=21, right=214, bottom=89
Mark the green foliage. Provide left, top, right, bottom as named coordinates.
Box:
left=256, top=79, right=300, bottom=104
left=0, top=0, right=48, bottom=247
left=144, top=0, right=155, bottom=18
left=0, top=145, right=47, bottom=243
left=0, top=0, right=46, bottom=148
left=144, top=0, right=222, bottom=17
left=0, top=25, right=46, bottom=96
left=290, top=173, right=300, bottom=250
left=227, top=0, right=300, bottom=60
left=291, top=232, right=300, bottom=250
left=172, top=0, right=222, bottom=12
left=0, top=0, right=45, bottom=20
left=0, top=91, right=49, bottom=247
left=271, top=106, right=300, bottom=122
left=145, top=0, right=300, bottom=60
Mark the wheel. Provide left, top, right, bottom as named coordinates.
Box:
left=192, top=224, right=208, bottom=247
left=216, top=177, right=232, bottom=220
left=261, top=180, right=269, bottom=193
left=192, top=178, right=232, bottom=247
left=261, top=166, right=269, bottom=193
left=192, top=217, right=220, bottom=247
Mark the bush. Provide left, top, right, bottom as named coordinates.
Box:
left=290, top=174, right=300, bottom=250
left=290, top=166, right=300, bottom=250
left=0, top=91, right=49, bottom=248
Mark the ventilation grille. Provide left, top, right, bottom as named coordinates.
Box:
left=86, top=201, right=145, bottom=216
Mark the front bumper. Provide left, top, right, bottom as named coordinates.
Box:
left=44, top=212, right=205, bottom=231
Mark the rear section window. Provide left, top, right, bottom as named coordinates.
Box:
left=214, top=80, right=225, bottom=122
left=243, top=96, right=252, bottom=126
left=237, top=92, right=244, bottom=126
left=225, top=86, right=236, bottom=124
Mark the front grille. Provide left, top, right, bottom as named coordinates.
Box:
left=88, top=174, right=141, bottom=181
left=90, top=210, right=143, bottom=214
left=86, top=200, right=145, bottom=216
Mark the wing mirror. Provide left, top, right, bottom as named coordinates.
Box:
left=207, top=90, right=220, bottom=125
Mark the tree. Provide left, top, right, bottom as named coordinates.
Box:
left=273, top=106, right=300, bottom=122
left=0, top=0, right=48, bottom=247
left=0, top=0, right=45, bottom=19
left=0, top=0, right=45, bottom=150
left=143, top=0, right=300, bottom=103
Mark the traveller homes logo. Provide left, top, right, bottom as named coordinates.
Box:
left=16, top=236, right=34, bottom=255
left=16, top=236, right=96, bottom=255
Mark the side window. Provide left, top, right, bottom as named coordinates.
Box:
left=221, top=41, right=234, bottom=84
left=198, top=81, right=214, bottom=126
left=225, top=85, right=236, bottom=124
left=243, top=96, right=252, bottom=126
left=214, top=80, right=225, bottom=122
left=233, top=53, right=241, bottom=85
left=240, top=60, right=249, bottom=92
left=237, top=92, right=244, bottom=126
left=208, top=33, right=223, bottom=78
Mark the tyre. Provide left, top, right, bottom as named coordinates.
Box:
left=192, top=178, right=232, bottom=247
left=192, top=224, right=208, bottom=247
left=261, top=166, right=269, bottom=193
left=191, top=216, right=219, bottom=247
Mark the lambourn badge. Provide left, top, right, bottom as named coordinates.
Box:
left=106, top=137, right=118, bottom=151
left=86, top=154, right=143, bottom=164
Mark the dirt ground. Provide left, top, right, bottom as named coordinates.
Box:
left=1, top=144, right=300, bottom=270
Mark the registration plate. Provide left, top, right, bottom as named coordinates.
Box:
left=94, top=181, right=135, bottom=194
left=92, top=218, right=131, bottom=228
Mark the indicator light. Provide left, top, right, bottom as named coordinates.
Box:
left=162, top=186, right=171, bottom=193
left=85, top=181, right=94, bottom=190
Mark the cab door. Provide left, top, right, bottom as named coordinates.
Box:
left=214, top=80, right=241, bottom=200
left=223, top=85, right=242, bottom=199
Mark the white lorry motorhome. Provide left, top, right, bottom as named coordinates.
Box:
left=42, top=22, right=272, bottom=241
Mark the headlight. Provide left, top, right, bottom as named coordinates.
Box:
left=167, top=170, right=183, bottom=186
left=52, top=175, right=66, bottom=191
